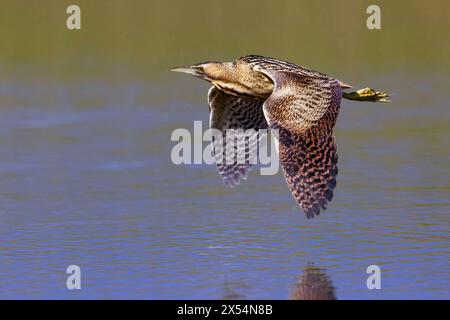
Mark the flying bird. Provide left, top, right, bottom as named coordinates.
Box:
left=171, top=55, right=389, bottom=218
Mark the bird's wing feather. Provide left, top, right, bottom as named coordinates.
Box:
left=208, top=86, right=268, bottom=187
left=254, top=66, right=342, bottom=218
left=274, top=123, right=339, bottom=218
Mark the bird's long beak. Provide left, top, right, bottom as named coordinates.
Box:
left=170, top=66, right=203, bottom=77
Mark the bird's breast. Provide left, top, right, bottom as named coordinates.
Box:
left=212, top=80, right=271, bottom=101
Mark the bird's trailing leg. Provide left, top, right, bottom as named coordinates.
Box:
left=342, top=87, right=390, bottom=102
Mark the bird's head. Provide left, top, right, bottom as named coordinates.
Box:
left=171, top=60, right=273, bottom=99
left=171, top=61, right=233, bottom=82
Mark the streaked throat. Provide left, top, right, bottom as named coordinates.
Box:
left=212, top=81, right=268, bottom=100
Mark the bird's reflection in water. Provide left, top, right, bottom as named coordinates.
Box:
left=291, top=264, right=337, bottom=300
left=220, top=264, right=336, bottom=300
left=222, top=279, right=248, bottom=300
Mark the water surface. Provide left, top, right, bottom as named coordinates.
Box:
left=0, top=74, right=448, bottom=299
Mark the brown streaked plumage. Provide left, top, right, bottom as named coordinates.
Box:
left=171, top=55, right=389, bottom=218
left=208, top=86, right=268, bottom=187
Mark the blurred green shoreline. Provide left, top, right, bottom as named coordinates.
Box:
left=0, top=0, right=449, bottom=79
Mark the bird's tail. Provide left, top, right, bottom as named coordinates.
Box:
left=342, top=87, right=390, bottom=102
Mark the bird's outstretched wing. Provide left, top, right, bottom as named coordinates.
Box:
left=250, top=62, right=342, bottom=218
left=274, top=123, right=339, bottom=218
left=208, top=86, right=268, bottom=187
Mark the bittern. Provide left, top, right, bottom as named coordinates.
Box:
left=171, top=55, right=389, bottom=218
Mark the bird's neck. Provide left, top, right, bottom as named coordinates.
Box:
left=211, top=66, right=274, bottom=100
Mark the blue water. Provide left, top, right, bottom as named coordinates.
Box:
left=0, top=75, right=449, bottom=299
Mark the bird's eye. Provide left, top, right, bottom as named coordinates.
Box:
left=191, top=65, right=203, bottom=73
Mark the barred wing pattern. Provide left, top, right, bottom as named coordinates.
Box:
left=274, top=123, right=339, bottom=218
left=208, top=87, right=268, bottom=187
left=246, top=58, right=342, bottom=218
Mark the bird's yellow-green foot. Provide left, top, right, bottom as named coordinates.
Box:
left=342, top=87, right=390, bottom=102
